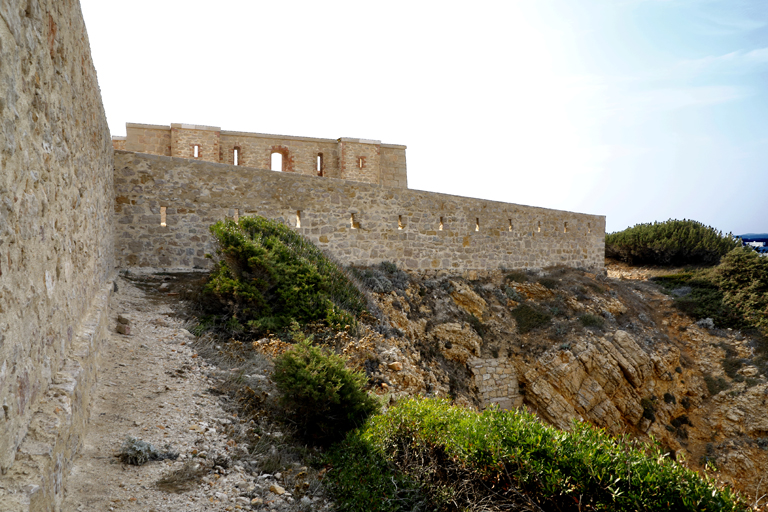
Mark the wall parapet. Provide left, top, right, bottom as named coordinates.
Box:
left=113, top=151, right=605, bottom=272
left=115, top=122, right=408, bottom=188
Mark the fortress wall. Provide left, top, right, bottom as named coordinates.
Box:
left=0, top=1, right=115, bottom=509
left=219, top=131, right=341, bottom=178
left=113, top=152, right=605, bottom=271
left=340, top=139, right=381, bottom=183
left=380, top=145, right=408, bottom=189
left=114, top=124, right=408, bottom=187
left=125, top=123, right=171, bottom=156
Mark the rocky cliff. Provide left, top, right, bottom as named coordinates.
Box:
left=339, top=263, right=767, bottom=500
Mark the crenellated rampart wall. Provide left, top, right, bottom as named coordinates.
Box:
left=113, top=152, right=605, bottom=272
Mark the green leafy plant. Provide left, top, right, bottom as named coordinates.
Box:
left=272, top=327, right=380, bottom=445
left=606, top=219, right=740, bottom=266
left=326, top=398, right=748, bottom=511
left=202, top=216, right=366, bottom=334
left=579, top=313, right=605, bottom=329
left=510, top=304, right=552, bottom=333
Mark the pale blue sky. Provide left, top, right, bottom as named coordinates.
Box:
left=80, top=0, right=768, bottom=234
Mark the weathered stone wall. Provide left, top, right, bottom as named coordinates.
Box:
left=113, top=123, right=408, bottom=188
left=0, top=1, right=114, bottom=509
left=125, top=123, right=171, bottom=156
left=469, top=358, right=523, bottom=411
left=113, top=151, right=605, bottom=271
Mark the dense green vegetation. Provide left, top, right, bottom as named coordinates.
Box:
left=652, top=247, right=768, bottom=333
left=606, top=219, right=740, bottom=266
left=201, top=216, right=367, bottom=334
left=325, top=398, right=747, bottom=511
left=272, top=325, right=380, bottom=445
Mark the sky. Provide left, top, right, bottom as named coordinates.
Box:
left=79, top=0, right=768, bottom=235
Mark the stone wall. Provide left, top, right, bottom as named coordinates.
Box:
left=0, top=1, right=114, bottom=509
left=113, top=123, right=408, bottom=188
left=113, top=151, right=605, bottom=271
left=114, top=123, right=408, bottom=188
left=469, top=358, right=523, bottom=410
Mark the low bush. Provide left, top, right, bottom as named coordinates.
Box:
left=202, top=216, right=366, bottom=334
left=653, top=248, right=768, bottom=337
left=272, top=327, right=380, bottom=445
left=505, top=270, right=529, bottom=283
left=325, top=398, right=747, bottom=511
left=579, top=313, right=605, bottom=329
left=606, top=219, right=740, bottom=266
left=352, top=261, right=410, bottom=294
left=510, top=304, right=552, bottom=333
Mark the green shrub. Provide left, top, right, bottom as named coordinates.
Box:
left=606, top=219, right=740, bottom=266
left=704, top=374, right=730, bottom=396
left=710, top=247, right=768, bottom=332
left=505, top=271, right=529, bottom=283
left=272, top=330, right=380, bottom=445
left=579, top=313, right=605, bottom=329
left=510, top=304, right=552, bottom=333
left=326, top=398, right=747, bottom=511
left=538, top=277, right=559, bottom=290
left=202, top=216, right=366, bottom=333
left=652, top=248, right=768, bottom=336
left=352, top=261, right=410, bottom=293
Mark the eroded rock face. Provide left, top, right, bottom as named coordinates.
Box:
left=349, top=266, right=768, bottom=497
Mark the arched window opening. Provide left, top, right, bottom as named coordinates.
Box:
left=271, top=152, right=283, bottom=172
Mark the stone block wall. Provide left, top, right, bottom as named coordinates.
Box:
left=125, top=123, right=171, bottom=156
left=112, top=123, right=408, bottom=188
left=380, top=145, right=408, bottom=189
left=113, top=151, right=605, bottom=271
left=469, top=358, right=523, bottom=410
left=0, top=1, right=114, bottom=509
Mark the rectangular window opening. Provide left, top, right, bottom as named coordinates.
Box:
left=317, top=153, right=324, bottom=176
left=398, top=215, right=404, bottom=230
left=439, top=217, right=444, bottom=231
left=193, top=145, right=200, bottom=158
left=160, top=206, right=167, bottom=227
left=564, top=222, right=568, bottom=233
left=296, top=210, right=301, bottom=228
left=233, top=147, right=239, bottom=166
left=475, top=218, right=480, bottom=232
left=508, top=219, right=513, bottom=232
left=351, top=213, right=357, bottom=229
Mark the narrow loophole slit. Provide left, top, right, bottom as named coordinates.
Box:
left=475, top=218, right=480, bottom=232
left=350, top=213, right=357, bottom=229
left=439, top=217, right=444, bottom=231
left=537, top=221, right=541, bottom=233
left=193, top=145, right=200, bottom=158
left=234, top=209, right=239, bottom=222
left=508, top=219, right=513, bottom=232
left=160, top=206, right=167, bottom=227
left=398, top=215, right=404, bottom=230
left=564, top=222, right=568, bottom=233
left=233, top=147, right=239, bottom=166
left=296, top=210, right=301, bottom=228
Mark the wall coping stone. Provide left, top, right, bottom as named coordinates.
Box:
left=125, top=122, right=171, bottom=130
left=111, top=136, right=126, bottom=140
left=170, top=123, right=221, bottom=131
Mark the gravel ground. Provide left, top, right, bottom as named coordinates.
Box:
left=62, top=272, right=331, bottom=511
